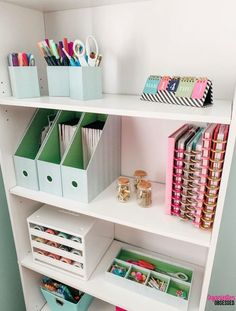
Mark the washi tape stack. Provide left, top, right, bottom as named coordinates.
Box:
left=141, top=76, right=213, bottom=108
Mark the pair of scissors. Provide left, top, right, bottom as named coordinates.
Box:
left=73, top=35, right=99, bottom=67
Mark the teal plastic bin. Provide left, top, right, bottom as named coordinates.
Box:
left=69, top=67, right=102, bottom=100
left=47, top=66, right=70, bottom=97
left=41, top=288, right=93, bottom=311
left=8, top=66, right=40, bottom=98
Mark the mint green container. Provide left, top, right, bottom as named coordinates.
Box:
left=41, top=288, right=93, bottom=311
left=8, top=66, right=40, bottom=98
left=47, top=67, right=70, bottom=97
left=69, top=67, right=102, bottom=100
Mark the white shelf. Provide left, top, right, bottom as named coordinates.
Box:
left=10, top=181, right=211, bottom=248
left=22, top=240, right=204, bottom=311
left=2, top=0, right=148, bottom=12
left=41, top=299, right=114, bottom=311
left=0, top=94, right=232, bottom=124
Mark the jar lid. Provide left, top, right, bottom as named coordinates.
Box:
left=134, top=170, right=147, bottom=177
left=138, top=180, right=151, bottom=190
left=118, top=177, right=129, bottom=185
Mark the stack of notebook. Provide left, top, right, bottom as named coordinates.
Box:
left=166, top=123, right=229, bottom=230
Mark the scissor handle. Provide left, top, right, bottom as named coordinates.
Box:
left=174, top=272, right=188, bottom=281
left=86, top=35, right=99, bottom=66
left=73, top=39, right=86, bottom=58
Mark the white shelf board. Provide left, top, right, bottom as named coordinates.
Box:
left=0, top=94, right=232, bottom=124
left=10, top=181, right=211, bottom=247
left=1, top=0, right=149, bottom=12
left=22, top=240, right=204, bottom=311
left=41, top=299, right=114, bottom=311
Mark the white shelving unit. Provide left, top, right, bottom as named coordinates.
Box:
left=0, top=1, right=236, bottom=311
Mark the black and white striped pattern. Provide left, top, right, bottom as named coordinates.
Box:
left=141, top=80, right=213, bottom=108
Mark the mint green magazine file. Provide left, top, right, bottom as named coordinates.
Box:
left=41, top=288, right=93, bottom=311
left=61, top=113, right=121, bottom=203
left=37, top=111, right=83, bottom=196
left=14, top=109, right=57, bottom=190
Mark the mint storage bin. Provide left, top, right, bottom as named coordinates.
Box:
left=13, top=109, right=57, bottom=190
left=8, top=66, right=40, bottom=98
left=37, top=111, right=83, bottom=196
left=47, top=66, right=70, bottom=97
left=61, top=113, right=121, bottom=203
left=41, top=288, right=93, bottom=311
left=69, top=67, right=102, bottom=100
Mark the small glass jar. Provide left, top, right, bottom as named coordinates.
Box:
left=137, top=180, right=152, bottom=207
left=134, top=170, right=147, bottom=192
left=117, top=177, right=131, bottom=202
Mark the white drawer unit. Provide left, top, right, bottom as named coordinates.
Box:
left=27, top=205, right=114, bottom=280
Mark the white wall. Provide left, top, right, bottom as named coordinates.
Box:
left=45, top=0, right=236, bottom=100
left=0, top=2, right=46, bottom=96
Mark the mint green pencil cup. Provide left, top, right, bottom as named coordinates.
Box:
left=8, top=66, right=40, bottom=98
left=69, top=67, right=102, bottom=101
left=41, top=288, right=93, bottom=311
left=47, top=66, right=70, bottom=97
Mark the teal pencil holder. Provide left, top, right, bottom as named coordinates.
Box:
left=47, top=66, right=70, bottom=97
left=41, top=288, right=93, bottom=311
left=69, top=67, right=102, bottom=101
left=8, top=66, right=40, bottom=98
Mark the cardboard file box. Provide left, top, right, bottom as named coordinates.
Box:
left=37, top=111, right=83, bottom=196
left=47, top=66, right=70, bottom=97
left=13, top=109, right=57, bottom=190
left=8, top=66, right=40, bottom=98
left=69, top=67, right=102, bottom=100
left=41, top=288, right=93, bottom=311
left=28, top=205, right=114, bottom=280
left=61, top=113, right=121, bottom=203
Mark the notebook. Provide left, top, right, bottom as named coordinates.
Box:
left=171, top=126, right=198, bottom=216
left=165, top=124, right=190, bottom=215
left=82, top=120, right=105, bottom=169
left=58, top=118, right=80, bottom=158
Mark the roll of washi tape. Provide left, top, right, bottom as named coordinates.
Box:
left=70, top=236, right=82, bottom=243
left=33, top=225, right=45, bottom=231
left=45, top=228, right=57, bottom=235
left=59, top=245, right=71, bottom=252
left=35, top=249, right=48, bottom=256
left=70, top=249, right=83, bottom=256
left=48, top=253, right=61, bottom=260
left=47, top=241, right=60, bottom=248
left=73, top=261, right=84, bottom=269
left=58, top=232, right=69, bottom=239
left=60, top=257, right=73, bottom=265
left=34, top=237, right=47, bottom=244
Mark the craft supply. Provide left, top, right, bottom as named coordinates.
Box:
left=45, top=228, right=57, bottom=235
left=70, top=249, right=83, bottom=256
left=35, top=249, right=48, bottom=256
left=38, top=36, right=102, bottom=67
left=137, top=180, right=152, bottom=207
left=59, top=245, right=71, bottom=252
left=110, top=264, right=127, bottom=277
left=60, top=257, right=73, bottom=264
left=133, top=169, right=147, bottom=192
left=48, top=253, right=61, bottom=260
left=33, top=225, right=45, bottom=231
left=73, top=262, right=84, bottom=269
left=47, top=241, right=60, bottom=248
left=70, top=236, right=82, bottom=243
left=58, top=232, right=69, bottom=239
left=129, top=271, right=146, bottom=284
left=176, top=290, right=187, bottom=299
left=117, top=177, right=131, bottom=202
left=34, top=237, right=47, bottom=244
left=8, top=53, right=36, bottom=67
left=148, top=276, right=167, bottom=292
